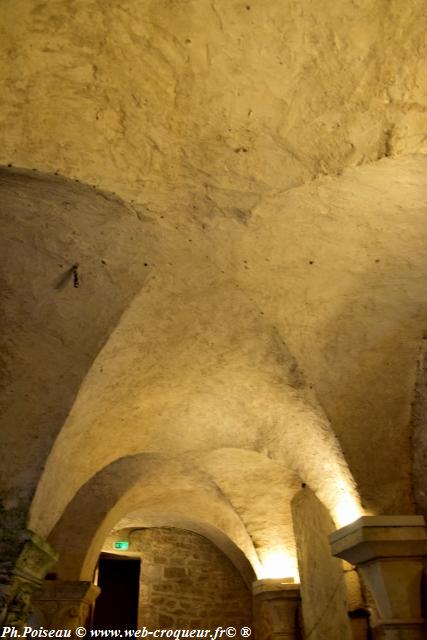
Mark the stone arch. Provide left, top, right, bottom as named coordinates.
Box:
left=0, top=164, right=363, bottom=552
left=106, top=517, right=259, bottom=588
left=46, top=443, right=361, bottom=592
left=47, top=452, right=260, bottom=583
left=1, top=1, right=426, bottom=542
left=30, top=268, right=363, bottom=540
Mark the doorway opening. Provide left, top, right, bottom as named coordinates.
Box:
left=92, top=553, right=141, bottom=630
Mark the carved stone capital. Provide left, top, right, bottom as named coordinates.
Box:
left=0, top=529, right=58, bottom=630
left=330, top=516, right=427, bottom=640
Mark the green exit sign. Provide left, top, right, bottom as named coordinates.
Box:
left=114, top=541, right=129, bottom=550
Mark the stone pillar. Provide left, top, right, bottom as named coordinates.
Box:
left=31, top=581, right=100, bottom=632
left=252, top=579, right=301, bottom=640
left=330, top=515, right=427, bottom=640
left=0, top=529, right=58, bottom=630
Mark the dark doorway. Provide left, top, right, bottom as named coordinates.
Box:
left=92, top=554, right=140, bottom=630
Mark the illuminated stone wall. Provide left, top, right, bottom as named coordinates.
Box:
left=129, top=528, right=252, bottom=631
left=291, top=488, right=353, bottom=640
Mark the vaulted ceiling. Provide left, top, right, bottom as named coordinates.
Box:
left=0, top=0, right=426, bottom=580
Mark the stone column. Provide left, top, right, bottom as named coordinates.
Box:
left=31, top=581, right=100, bottom=632
left=252, top=579, right=301, bottom=640
left=330, top=515, right=427, bottom=640
left=0, top=529, right=58, bottom=630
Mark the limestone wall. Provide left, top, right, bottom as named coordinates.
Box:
left=129, top=528, right=252, bottom=631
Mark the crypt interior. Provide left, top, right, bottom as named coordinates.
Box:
left=0, top=1, right=427, bottom=639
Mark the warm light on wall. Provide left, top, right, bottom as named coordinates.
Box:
left=333, top=491, right=364, bottom=528
left=258, top=548, right=299, bottom=581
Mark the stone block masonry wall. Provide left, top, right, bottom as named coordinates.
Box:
left=129, top=528, right=252, bottom=630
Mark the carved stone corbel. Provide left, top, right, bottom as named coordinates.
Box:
left=0, top=529, right=58, bottom=630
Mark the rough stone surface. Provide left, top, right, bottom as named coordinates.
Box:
left=292, top=488, right=353, bottom=640
left=31, top=154, right=427, bottom=555
left=1, top=168, right=365, bottom=584
left=0, top=1, right=425, bottom=206
left=113, top=528, right=252, bottom=631
left=1, top=1, right=427, bottom=635
left=0, top=169, right=151, bottom=528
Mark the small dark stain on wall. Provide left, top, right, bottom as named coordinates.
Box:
left=53, top=264, right=80, bottom=290
left=72, top=264, right=80, bottom=288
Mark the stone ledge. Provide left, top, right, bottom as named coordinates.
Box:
left=329, top=516, right=426, bottom=544
left=252, top=579, right=299, bottom=597
left=329, top=516, right=427, bottom=565
left=371, top=618, right=426, bottom=626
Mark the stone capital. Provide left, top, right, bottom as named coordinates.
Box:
left=252, top=579, right=301, bottom=640
left=329, top=515, right=427, bottom=565
left=330, top=516, right=427, bottom=640
left=0, top=529, right=58, bottom=629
